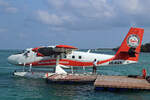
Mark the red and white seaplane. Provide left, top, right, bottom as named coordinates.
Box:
left=8, top=27, right=144, bottom=76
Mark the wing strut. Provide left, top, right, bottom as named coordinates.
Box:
left=55, top=55, right=67, bottom=74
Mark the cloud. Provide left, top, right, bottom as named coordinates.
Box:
left=0, top=28, right=7, bottom=33
left=44, top=0, right=150, bottom=29
left=37, top=10, right=73, bottom=25
left=113, top=0, right=142, bottom=15
left=47, top=0, right=65, bottom=9
left=36, top=0, right=115, bottom=31
left=71, top=0, right=114, bottom=18
left=0, top=0, right=18, bottom=14
left=42, top=0, right=116, bottom=30
left=0, top=0, right=9, bottom=6
left=5, top=7, right=18, bottom=13
left=1, top=0, right=150, bottom=49
left=47, top=0, right=114, bottom=18
left=37, top=10, right=63, bottom=25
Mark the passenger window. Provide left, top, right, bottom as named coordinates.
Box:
left=54, top=55, right=57, bottom=58
left=79, top=56, right=82, bottom=59
left=72, top=55, right=75, bottom=59
left=64, top=55, right=67, bottom=58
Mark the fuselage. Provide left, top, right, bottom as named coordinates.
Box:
left=7, top=48, right=136, bottom=68
left=7, top=48, right=113, bottom=67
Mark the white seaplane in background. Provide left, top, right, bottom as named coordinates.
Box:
left=8, top=27, right=144, bottom=75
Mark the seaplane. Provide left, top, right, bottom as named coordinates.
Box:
left=8, top=27, right=144, bottom=77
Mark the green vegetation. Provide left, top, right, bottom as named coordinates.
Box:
left=141, top=43, right=150, bottom=52
left=112, top=43, right=150, bottom=52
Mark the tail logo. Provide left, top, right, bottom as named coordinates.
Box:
left=127, top=34, right=140, bottom=47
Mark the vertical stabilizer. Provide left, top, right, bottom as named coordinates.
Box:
left=114, top=27, right=144, bottom=62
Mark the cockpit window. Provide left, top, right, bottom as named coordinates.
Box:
left=24, top=50, right=30, bottom=57
left=64, top=55, right=67, bottom=58
left=24, top=50, right=30, bottom=54
left=38, top=47, right=55, bottom=56
left=15, top=50, right=30, bottom=55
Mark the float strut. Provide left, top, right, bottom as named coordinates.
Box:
left=29, top=64, right=32, bottom=72
left=83, top=66, right=86, bottom=74
left=71, top=66, right=74, bottom=74
left=23, top=63, right=25, bottom=72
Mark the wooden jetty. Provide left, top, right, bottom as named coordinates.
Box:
left=46, top=74, right=97, bottom=84
left=13, top=70, right=150, bottom=91
left=94, top=75, right=150, bottom=91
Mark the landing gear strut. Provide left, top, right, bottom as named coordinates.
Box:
left=71, top=66, right=73, bottom=74
left=83, top=66, right=86, bottom=74
left=55, top=55, right=67, bottom=74
left=29, top=64, right=32, bottom=72
left=23, top=63, right=26, bottom=72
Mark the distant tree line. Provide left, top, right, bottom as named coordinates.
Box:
left=141, top=43, right=150, bottom=52
left=112, top=43, right=150, bottom=52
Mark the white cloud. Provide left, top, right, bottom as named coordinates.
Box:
left=46, top=0, right=150, bottom=17
left=0, top=28, right=7, bottom=33
left=49, top=27, right=66, bottom=31
left=69, top=0, right=114, bottom=18
left=46, top=0, right=116, bottom=20
left=37, top=10, right=73, bottom=25
left=37, top=10, right=63, bottom=25
left=0, top=0, right=18, bottom=14
left=70, top=0, right=90, bottom=9
left=92, top=0, right=114, bottom=18
left=113, top=0, right=142, bottom=14
left=0, top=0, right=9, bottom=6
left=47, top=0, right=65, bottom=9
left=41, top=0, right=150, bottom=29
left=5, top=7, right=18, bottom=13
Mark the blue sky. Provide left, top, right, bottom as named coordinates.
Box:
left=0, top=0, right=150, bottom=49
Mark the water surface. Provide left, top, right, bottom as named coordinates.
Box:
left=1, top=50, right=150, bottom=100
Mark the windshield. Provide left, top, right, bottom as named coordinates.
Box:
left=23, top=50, right=30, bottom=57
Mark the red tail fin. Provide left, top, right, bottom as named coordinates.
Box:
left=114, top=27, right=144, bottom=62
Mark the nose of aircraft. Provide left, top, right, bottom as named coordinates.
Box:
left=7, top=55, right=19, bottom=65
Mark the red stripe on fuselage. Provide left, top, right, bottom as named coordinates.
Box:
left=23, top=57, right=114, bottom=67
left=31, top=59, right=93, bottom=66
left=97, top=57, right=114, bottom=65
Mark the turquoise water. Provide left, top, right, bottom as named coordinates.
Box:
left=1, top=50, right=150, bottom=100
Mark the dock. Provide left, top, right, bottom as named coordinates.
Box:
left=46, top=74, right=150, bottom=90
left=94, top=75, right=150, bottom=91
left=13, top=70, right=150, bottom=91
left=46, top=74, right=97, bottom=84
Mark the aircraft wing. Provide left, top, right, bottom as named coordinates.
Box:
left=32, top=45, right=78, bottom=56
